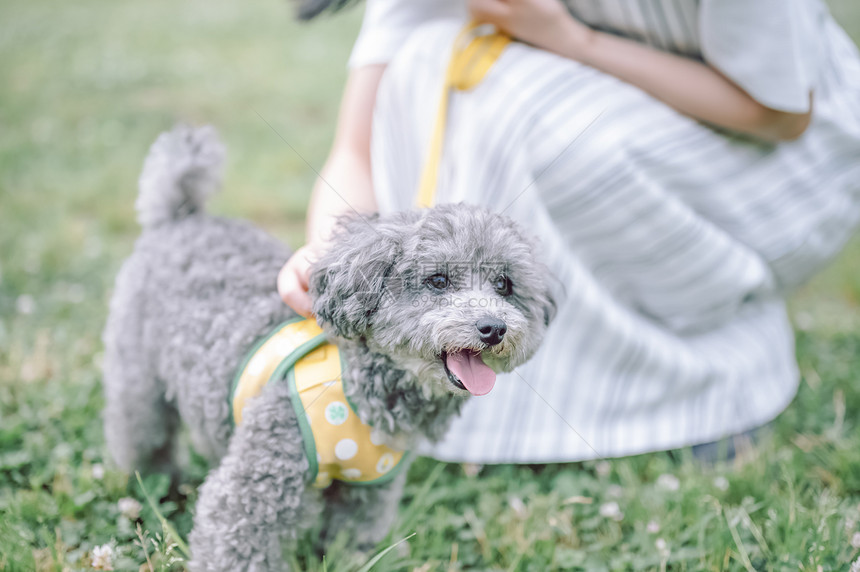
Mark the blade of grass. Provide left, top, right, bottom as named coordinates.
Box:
left=397, top=462, right=447, bottom=533
left=738, top=506, right=771, bottom=558
left=725, top=511, right=756, bottom=572
left=355, top=533, right=416, bottom=572
left=135, top=471, right=191, bottom=559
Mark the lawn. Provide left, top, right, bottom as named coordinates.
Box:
left=2, top=0, right=860, bottom=570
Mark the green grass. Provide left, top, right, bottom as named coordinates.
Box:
left=1, top=0, right=860, bottom=570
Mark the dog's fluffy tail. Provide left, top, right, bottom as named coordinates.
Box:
left=136, top=124, right=225, bottom=228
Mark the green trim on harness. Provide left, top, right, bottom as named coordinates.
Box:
left=231, top=318, right=410, bottom=488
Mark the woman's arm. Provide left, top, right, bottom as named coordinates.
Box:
left=469, top=0, right=812, bottom=142
left=306, top=64, right=385, bottom=243
left=279, top=64, right=385, bottom=316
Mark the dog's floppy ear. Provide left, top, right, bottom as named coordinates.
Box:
left=309, top=213, right=404, bottom=339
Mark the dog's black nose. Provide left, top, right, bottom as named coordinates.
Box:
left=476, top=317, right=507, bottom=346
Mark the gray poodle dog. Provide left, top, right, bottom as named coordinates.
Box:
left=102, top=125, right=556, bottom=571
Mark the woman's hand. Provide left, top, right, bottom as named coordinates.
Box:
left=278, top=243, right=323, bottom=318
left=468, top=0, right=592, bottom=56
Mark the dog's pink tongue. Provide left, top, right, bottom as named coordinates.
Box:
left=446, top=350, right=496, bottom=396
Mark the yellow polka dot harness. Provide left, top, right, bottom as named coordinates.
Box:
left=231, top=318, right=409, bottom=489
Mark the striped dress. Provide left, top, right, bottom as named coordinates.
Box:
left=348, top=0, right=860, bottom=462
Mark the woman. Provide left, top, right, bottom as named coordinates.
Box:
left=280, top=0, right=860, bottom=462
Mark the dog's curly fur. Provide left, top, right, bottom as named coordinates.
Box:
left=102, top=125, right=556, bottom=571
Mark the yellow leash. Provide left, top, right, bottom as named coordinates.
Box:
left=414, top=22, right=512, bottom=209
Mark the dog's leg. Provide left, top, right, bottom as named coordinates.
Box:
left=103, top=363, right=178, bottom=475
left=188, top=380, right=313, bottom=572
left=320, top=469, right=408, bottom=553
left=102, top=263, right=179, bottom=475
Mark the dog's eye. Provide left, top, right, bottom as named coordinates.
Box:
left=493, top=275, right=513, bottom=296
left=425, top=274, right=450, bottom=291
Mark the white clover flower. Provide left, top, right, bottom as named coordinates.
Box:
left=91, top=544, right=114, bottom=570
left=595, top=461, right=611, bottom=477
left=851, top=556, right=860, bottom=572
left=655, top=537, right=669, bottom=558
left=508, top=496, right=526, bottom=518
left=599, top=501, right=624, bottom=521
left=461, top=463, right=483, bottom=478
left=16, top=294, right=35, bottom=315
left=851, top=531, right=860, bottom=549
left=91, top=464, right=105, bottom=480
left=118, top=497, right=142, bottom=520
left=656, top=473, right=680, bottom=491
left=646, top=519, right=661, bottom=534
left=713, top=476, right=729, bottom=491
